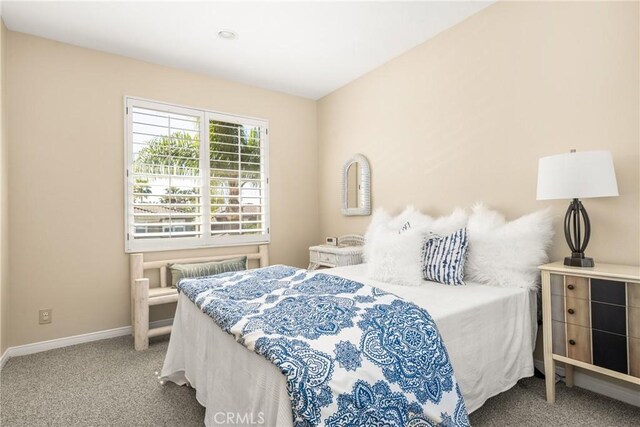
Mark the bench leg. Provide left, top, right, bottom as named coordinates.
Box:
left=134, top=278, right=149, bottom=351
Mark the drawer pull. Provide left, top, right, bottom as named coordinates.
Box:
left=569, top=339, right=576, bottom=346
left=567, top=284, right=575, bottom=290
left=567, top=309, right=575, bottom=315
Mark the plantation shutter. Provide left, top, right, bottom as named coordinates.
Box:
left=208, top=114, right=268, bottom=239
left=125, top=98, right=269, bottom=252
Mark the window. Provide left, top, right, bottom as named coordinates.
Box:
left=125, top=97, right=269, bottom=252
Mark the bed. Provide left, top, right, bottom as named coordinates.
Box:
left=160, top=261, right=537, bottom=426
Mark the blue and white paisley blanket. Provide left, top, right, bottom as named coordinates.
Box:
left=177, top=265, right=470, bottom=427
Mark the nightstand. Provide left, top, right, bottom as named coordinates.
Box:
left=539, top=261, right=640, bottom=404
left=308, top=244, right=364, bottom=270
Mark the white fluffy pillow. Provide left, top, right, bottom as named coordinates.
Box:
left=364, top=206, right=468, bottom=286
left=388, top=205, right=468, bottom=236
left=465, top=204, right=554, bottom=289
left=363, top=208, right=392, bottom=264
left=366, top=223, right=426, bottom=285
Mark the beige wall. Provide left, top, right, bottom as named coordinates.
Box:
left=6, top=32, right=319, bottom=347
left=1, top=20, right=8, bottom=355
left=318, top=1, right=639, bottom=266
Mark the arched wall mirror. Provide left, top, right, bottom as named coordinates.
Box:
left=342, top=154, right=371, bottom=216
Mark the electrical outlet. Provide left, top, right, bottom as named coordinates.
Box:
left=39, top=309, right=52, bottom=325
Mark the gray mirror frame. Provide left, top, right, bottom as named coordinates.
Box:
left=341, top=154, right=371, bottom=216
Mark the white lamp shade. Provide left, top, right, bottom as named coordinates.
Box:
left=537, top=150, right=619, bottom=200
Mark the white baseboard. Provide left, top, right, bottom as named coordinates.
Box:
left=534, top=359, right=640, bottom=407
left=0, top=318, right=174, bottom=370
left=0, top=347, right=10, bottom=370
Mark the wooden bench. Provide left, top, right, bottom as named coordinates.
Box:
left=130, top=245, right=269, bottom=350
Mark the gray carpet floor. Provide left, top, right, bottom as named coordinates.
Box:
left=1, top=336, right=638, bottom=426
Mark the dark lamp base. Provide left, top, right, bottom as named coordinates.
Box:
left=564, top=256, right=594, bottom=268
left=563, top=199, right=595, bottom=268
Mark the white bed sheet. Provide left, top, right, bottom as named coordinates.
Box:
left=162, top=264, right=537, bottom=426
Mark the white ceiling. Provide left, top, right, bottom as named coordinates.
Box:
left=1, top=1, right=493, bottom=99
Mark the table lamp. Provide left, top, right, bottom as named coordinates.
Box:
left=536, top=150, right=618, bottom=267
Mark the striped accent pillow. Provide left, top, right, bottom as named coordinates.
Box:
left=421, top=228, right=469, bottom=286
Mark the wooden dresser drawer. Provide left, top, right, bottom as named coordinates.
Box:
left=630, top=337, right=640, bottom=378
left=629, top=306, right=640, bottom=340
left=591, top=301, right=626, bottom=336
left=592, top=329, right=628, bottom=374
left=552, top=320, right=566, bottom=356
left=566, top=323, right=592, bottom=364
left=551, top=294, right=565, bottom=322
left=550, top=274, right=565, bottom=296
left=565, top=275, right=589, bottom=300
left=591, top=278, right=626, bottom=305
left=564, top=296, right=590, bottom=327
left=627, top=307, right=640, bottom=339
left=629, top=282, right=640, bottom=308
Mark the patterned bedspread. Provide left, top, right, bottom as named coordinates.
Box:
left=177, top=265, right=469, bottom=427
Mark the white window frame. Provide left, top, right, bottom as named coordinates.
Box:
left=124, top=96, right=270, bottom=253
